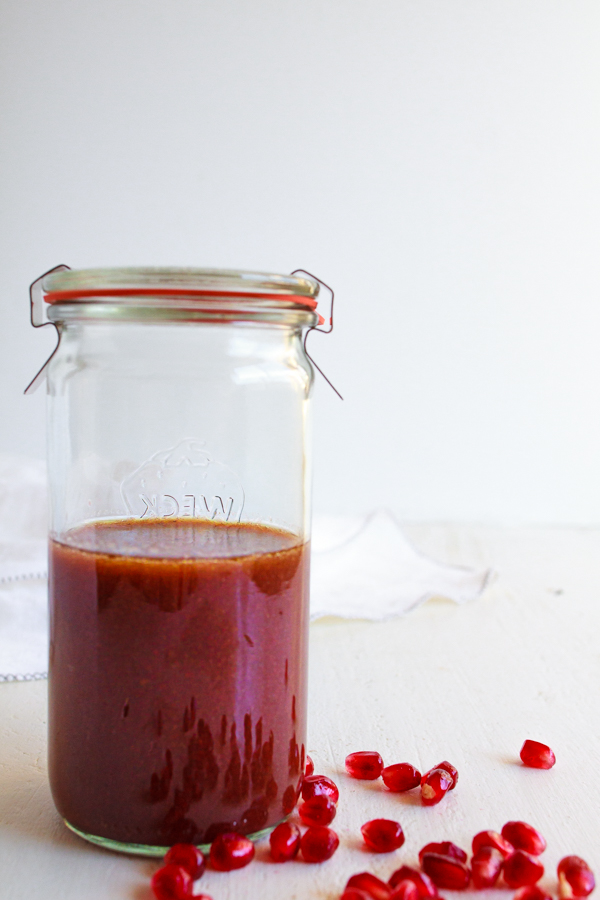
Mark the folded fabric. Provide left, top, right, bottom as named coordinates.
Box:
left=310, top=509, right=492, bottom=620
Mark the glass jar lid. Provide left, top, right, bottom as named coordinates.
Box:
left=42, top=267, right=320, bottom=311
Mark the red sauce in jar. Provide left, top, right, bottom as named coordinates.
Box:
left=48, top=518, right=309, bottom=848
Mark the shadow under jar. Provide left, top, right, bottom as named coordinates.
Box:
left=42, top=267, right=318, bottom=855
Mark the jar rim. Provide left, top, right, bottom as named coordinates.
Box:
left=42, top=267, right=320, bottom=311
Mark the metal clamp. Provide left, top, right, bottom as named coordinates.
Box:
left=291, top=269, right=342, bottom=400
left=24, top=264, right=70, bottom=395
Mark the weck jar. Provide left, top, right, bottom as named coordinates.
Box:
left=38, top=267, right=319, bottom=855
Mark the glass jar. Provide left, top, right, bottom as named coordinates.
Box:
left=40, top=267, right=318, bottom=855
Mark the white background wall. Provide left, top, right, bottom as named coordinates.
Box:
left=1, top=0, right=599, bottom=524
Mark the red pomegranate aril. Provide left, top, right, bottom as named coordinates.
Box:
left=340, top=888, right=371, bottom=900
left=269, top=821, right=301, bottom=862
left=419, top=842, right=467, bottom=865
left=347, top=871, right=394, bottom=899
left=421, top=768, right=453, bottom=806
left=558, top=856, right=596, bottom=898
left=301, top=774, right=340, bottom=804
left=471, top=847, right=504, bottom=889
left=420, top=762, right=458, bottom=790
left=503, top=851, right=545, bottom=888
left=164, top=844, right=206, bottom=880
left=341, top=891, right=374, bottom=900
left=361, top=818, right=405, bottom=853
left=299, top=795, right=337, bottom=826
left=501, top=822, right=546, bottom=856
left=389, top=866, right=439, bottom=898
left=390, top=881, right=420, bottom=900
left=437, top=761, right=459, bottom=789
left=472, top=830, right=515, bottom=859
left=520, top=740, right=556, bottom=770
left=305, top=755, right=315, bottom=776
left=151, top=864, right=193, bottom=900
left=300, top=826, right=339, bottom=862
left=209, top=832, right=255, bottom=871
left=346, top=751, right=385, bottom=780
left=421, top=853, right=470, bottom=890
left=382, top=763, right=422, bottom=792
left=515, top=887, right=553, bottom=900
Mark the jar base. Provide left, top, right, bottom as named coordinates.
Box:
left=63, top=818, right=280, bottom=857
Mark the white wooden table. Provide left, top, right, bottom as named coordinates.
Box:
left=1, top=524, right=598, bottom=900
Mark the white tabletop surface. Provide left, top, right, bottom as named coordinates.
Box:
left=1, top=523, right=598, bottom=900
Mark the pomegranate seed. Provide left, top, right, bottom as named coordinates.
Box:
left=164, top=844, right=206, bottom=880
left=520, top=740, right=556, bottom=770
left=300, top=825, right=339, bottom=862
left=345, top=751, right=384, bottom=780
left=558, top=857, right=596, bottom=898
left=382, top=763, right=422, bottom=792
left=503, top=851, right=545, bottom=888
left=209, top=832, right=255, bottom=871
left=515, top=887, right=554, bottom=900
left=269, top=821, right=300, bottom=862
left=151, top=864, right=193, bottom=900
left=419, top=842, right=467, bottom=865
left=421, top=853, right=470, bottom=890
left=421, top=768, right=453, bottom=805
left=501, top=822, right=547, bottom=856
left=471, top=847, right=504, bottom=889
left=301, top=774, right=340, bottom=804
left=420, top=762, right=458, bottom=790
left=341, top=891, right=374, bottom=900
left=299, top=795, right=337, bottom=826
left=361, top=818, right=405, bottom=853
left=472, top=830, right=515, bottom=859
left=390, top=881, right=420, bottom=900
left=305, top=755, right=315, bottom=776
left=389, top=866, right=439, bottom=898
left=347, top=871, right=394, bottom=899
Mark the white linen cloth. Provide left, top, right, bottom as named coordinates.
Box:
left=0, top=456, right=491, bottom=679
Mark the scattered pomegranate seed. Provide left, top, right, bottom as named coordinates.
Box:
left=299, top=795, right=337, bottom=826
left=471, top=846, right=504, bottom=889
left=501, top=822, right=547, bottom=856
left=421, top=852, right=470, bottom=890
left=382, top=763, right=422, bottom=792
left=419, top=842, right=467, bottom=865
left=421, top=768, right=454, bottom=805
left=345, top=751, right=385, bottom=780
left=269, top=821, right=301, bottom=862
left=420, top=762, right=458, bottom=790
left=558, top=856, right=596, bottom=898
left=341, top=890, right=374, bottom=900
left=209, top=832, right=255, bottom=871
left=472, top=830, right=515, bottom=859
left=300, top=825, right=339, bottom=862
left=520, top=740, right=556, bottom=770
left=151, top=864, right=193, bottom=900
left=514, top=886, right=554, bottom=900
left=390, top=881, right=420, bottom=900
left=346, top=871, right=394, bottom=899
left=305, top=755, right=315, bottom=776
left=429, top=761, right=458, bottom=789
left=164, top=844, right=206, bottom=880
left=301, top=774, right=340, bottom=804
left=389, top=865, right=439, bottom=898
left=503, top=851, right=545, bottom=888
left=361, top=818, right=405, bottom=853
